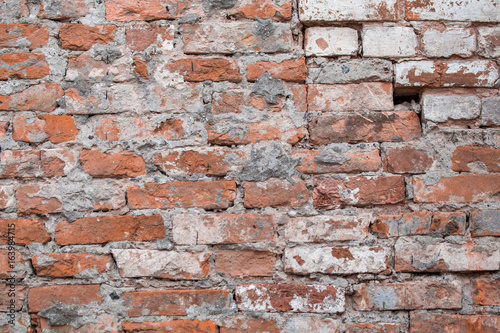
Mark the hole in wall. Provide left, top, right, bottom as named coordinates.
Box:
left=393, top=87, right=421, bottom=113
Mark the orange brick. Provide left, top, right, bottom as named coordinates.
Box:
left=215, top=250, right=276, bottom=278
left=0, top=53, right=49, bottom=80
left=221, top=318, right=279, bottom=333
left=167, top=58, right=242, bottom=83
left=410, top=313, right=500, bottom=333
left=17, top=185, right=62, bottom=215
left=32, top=253, right=109, bottom=278
left=247, top=58, right=307, bottom=82
left=244, top=179, right=309, bottom=208
left=452, top=146, right=500, bottom=172
left=122, top=320, right=218, bottom=333
left=28, top=285, right=101, bottom=313
left=59, top=24, right=116, bottom=51
left=13, top=114, right=78, bottom=144
left=472, top=280, right=500, bottom=306
left=0, top=219, right=50, bottom=245
left=383, top=146, right=434, bottom=174
left=0, top=84, right=63, bottom=112
left=80, top=150, right=145, bottom=178
left=38, top=0, right=93, bottom=19
left=0, top=149, right=75, bottom=178
left=229, top=0, right=292, bottom=21
left=0, top=23, right=48, bottom=50
left=0, top=250, right=24, bottom=279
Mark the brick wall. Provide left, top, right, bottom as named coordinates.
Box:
left=0, top=0, right=499, bottom=332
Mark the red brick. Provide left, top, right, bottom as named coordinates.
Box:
left=0, top=53, right=49, bottom=80
left=0, top=250, right=24, bottom=279
left=285, top=215, right=370, bottom=242
left=147, top=83, right=204, bottom=113
left=32, top=253, right=109, bottom=278
left=452, top=146, right=500, bottom=172
left=244, top=179, right=309, bottom=208
left=383, top=146, right=434, bottom=174
left=38, top=0, right=93, bottom=19
left=291, top=146, right=381, bottom=174
left=313, top=176, right=405, bottom=209
left=0, top=0, right=29, bottom=19
left=132, top=56, right=150, bottom=80
left=413, top=175, right=500, bottom=203
left=113, top=249, right=209, bottom=279
left=229, top=0, right=292, bottom=21
left=0, top=23, right=48, bottom=50
left=38, top=314, right=119, bottom=333
left=128, top=181, right=237, bottom=210
left=0, top=149, right=75, bottom=178
left=0, top=122, right=8, bottom=140
left=310, top=112, right=421, bottom=145
left=353, top=280, right=462, bottom=310
left=472, top=280, right=500, bottom=306
left=13, top=114, right=78, bottom=144
left=0, top=84, right=63, bottom=112
left=167, top=58, right=242, bottom=83
left=126, top=24, right=174, bottom=51
left=293, top=84, right=308, bottom=113
left=221, top=318, right=279, bottom=333
left=172, top=214, right=276, bottom=245
left=371, top=212, right=466, bottom=238
left=343, top=323, right=404, bottom=333
left=247, top=58, right=307, bottom=82
left=215, top=250, right=276, bottom=278
left=59, top=24, right=116, bottom=51
left=154, top=148, right=247, bottom=176
left=28, top=285, right=101, bottom=313
left=80, top=150, right=145, bottom=178
left=471, top=210, right=500, bottom=237
left=55, top=215, right=165, bottom=245
left=65, top=54, right=134, bottom=82
left=212, top=89, right=283, bottom=114
left=123, top=289, right=232, bottom=317
left=105, top=0, right=182, bottom=21
left=410, top=313, right=500, bottom=333
left=0, top=185, right=15, bottom=210
left=17, top=185, right=62, bottom=215
left=0, top=219, right=50, bottom=245
left=0, top=284, right=26, bottom=311
left=236, top=283, right=344, bottom=313
left=122, top=320, right=218, bottom=333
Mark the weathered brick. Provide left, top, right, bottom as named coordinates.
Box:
left=105, top=0, right=184, bottom=21
left=284, top=317, right=342, bottom=333
left=207, top=119, right=306, bottom=146
left=471, top=210, right=500, bottom=237
left=80, top=150, right=145, bottom=178
left=55, top=215, right=165, bottom=245
left=236, top=283, right=344, bottom=313
left=383, top=146, right=433, bottom=174
left=0, top=0, right=29, bottom=19
left=244, top=179, right=309, bottom=208
left=167, top=58, right=242, bottom=83
left=309, top=111, right=421, bottom=145
left=0, top=84, right=63, bottom=112
left=0, top=185, right=15, bottom=210
left=478, top=27, right=500, bottom=58
left=229, top=0, right=292, bottom=21
left=13, top=114, right=78, bottom=144
left=0, top=53, right=49, bottom=80
left=222, top=318, right=279, bottom=333
left=0, top=219, right=50, bottom=245
left=32, top=253, right=109, bottom=278
left=17, top=185, right=62, bottom=215
left=172, top=214, right=276, bottom=245
left=410, top=313, right=500, bottom=333
left=395, top=60, right=499, bottom=87
left=183, top=22, right=292, bottom=54
left=299, top=0, right=397, bottom=22
left=472, top=280, right=500, bottom=306
left=371, top=212, right=466, bottom=238
left=0, top=23, right=48, bottom=50
left=292, top=144, right=381, bottom=174
left=481, top=97, right=500, bottom=126
left=0, top=250, right=24, bottom=279
left=59, top=24, right=116, bottom=51
left=353, top=280, right=462, bottom=310
left=313, top=176, right=405, bottom=209
left=422, top=27, right=475, bottom=58
left=395, top=237, right=500, bottom=272
left=422, top=94, right=481, bottom=123
left=212, top=89, right=283, bottom=114
left=123, top=289, right=232, bottom=317
left=307, top=83, right=393, bottom=112
left=128, top=181, right=237, bottom=209
left=28, top=285, right=101, bottom=313
left=363, top=27, right=417, bottom=58
left=215, top=250, right=276, bottom=278
left=0, top=284, right=26, bottom=311
left=154, top=148, right=247, bottom=176
left=38, top=0, right=93, bottom=19
left=305, top=27, right=358, bottom=57
left=112, top=249, right=209, bottom=279
left=413, top=175, right=500, bottom=203
left=38, top=314, right=119, bottom=333
left=0, top=149, right=75, bottom=178
left=122, top=320, right=218, bottom=333
left=126, top=24, right=174, bottom=51
left=307, top=59, right=393, bottom=84
left=247, top=58, right=307, bottom=82
left=133, top=56, right=150, bottom=80
left=285, top=246, right=390, bottom=275
left=285, top=215, right=370, bottom=242
left=452, top=147, right=500, bottom=172
left=146, top=83, right=204, bottom=112
left=343, top=323, right=404, bottom=333
left=406, top=0, right=500, bottom=22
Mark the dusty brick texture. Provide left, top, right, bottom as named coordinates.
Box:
left=0, top=0, right=499, bottom=332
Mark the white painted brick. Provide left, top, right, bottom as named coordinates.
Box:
left=422, top=94, right=481, bottom=123
left=407, top=0, right=500, bottom=22
left=305, top=27, right=358, bottom=56
left=299, top=0, right=398, bottom=22
left=363, top=27, right=417, bottom=58
left=422, top=28, right=475, bottom=58
left=478, top=27, right=500, bottom=58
